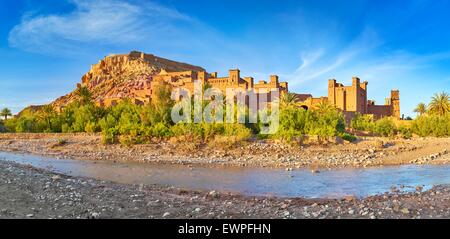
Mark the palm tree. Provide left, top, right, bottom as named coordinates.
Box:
left=413, top=103, right=427, bottom=116
left=279, top=93, right=299, bottom=108
left=0, top=108, right=12, bottom=120
left=74, top=85, right=92, bottom=105
left=315, top=101, right=335, bottom=113
left=37, top=105, right=56, bottom=127
left=428, top=92, right=450, bottom=116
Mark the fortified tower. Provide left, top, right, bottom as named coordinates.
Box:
left=391, top=90, right=400, bottom=119
left=229, top=69, right=240, bottom=85
left=327, top=77, right=368, bottom=114
left=270, top=75, right=279, bottom=87
left=328, top=79, right=338, bottom=107
left=198, top=71, right=207, bottom=83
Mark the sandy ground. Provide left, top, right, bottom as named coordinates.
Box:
left=1, top=160, right=450, bottom=219
left=0, top=133, right=449, bottom=169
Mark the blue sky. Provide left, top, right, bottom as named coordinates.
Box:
left=1, top=0, right=450, bottom=117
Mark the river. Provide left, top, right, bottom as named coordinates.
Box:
left=1, top=151, right=450, bottom=198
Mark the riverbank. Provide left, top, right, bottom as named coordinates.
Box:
left=0, top=133, right=449, bottom=169
left=1, top=160, right=449, bottom=219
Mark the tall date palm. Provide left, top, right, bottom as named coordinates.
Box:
left=428, top=92, right=450, bottom=116
left=0, top=108, right=12, bottom=120
left=413, top=103, right=427, bottom=116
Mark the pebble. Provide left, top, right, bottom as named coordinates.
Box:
left=401, top=208, right=410, bottom=214
left=416, top=186, right=423, bottom=192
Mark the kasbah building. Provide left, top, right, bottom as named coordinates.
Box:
left=154, top=70, right=400, bottom=122
left=150, top=68, right=400, bottom=122
left=92, top=52, right=401, bottom=122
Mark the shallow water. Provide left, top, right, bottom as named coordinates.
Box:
left=1, top=151, right=450, bottom=198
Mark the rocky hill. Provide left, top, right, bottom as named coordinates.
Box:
left=52, top=51, right=205, bottom=109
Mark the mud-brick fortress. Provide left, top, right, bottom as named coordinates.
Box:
left=295, top=77, right=400, bottom=120
left=79, top=52, right=289, bottom=109
left=59, top=51, right=400, bottom=120
left=152, top=67, right=400, bottom=120
left=151, top=69, right=289, bottom=105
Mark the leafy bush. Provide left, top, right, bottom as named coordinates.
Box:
left=170, top=123, right=216, bottom=142
left=305, top=109, right=346, bottom=137
left=340, top=133, right=357, bottom=142
left=373, top=117, right=397, bottom=137
left=411, top=114, right=450, bottom=137
left=269, top=106, right=346, bottom=142
left=69, top=104, right=103, bottom=133
left=0, top=121, right=6, bottom=133
left=408, top=92, right=450, bottom=137
left=351, top=114, right=400, bottom=137
left=118, top=134, right=135, bottom=147
left=14, top=116, right=40, bottom=133
left=101, top=128, right=118, bottom=145
left=350, top=113, right=374, bottom=131
left=145, top=122, right=171, bottom=139
left=272, top=107, right=305, bottom=141
left=397, top=125, right=412, bottom=139
left=98, top=100, right=143, bottom=144
left=84, top=121, right=99, bottom=133
left=223, top=123, right=252, bottom=141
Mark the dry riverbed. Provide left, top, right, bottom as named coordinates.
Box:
left=0, top=133, right=449, bottom=169
left=1, top=160, right=450, bottom=219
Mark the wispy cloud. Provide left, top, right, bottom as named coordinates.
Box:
left=285, top=27, right=382, bottom=87
left=8, top=0, right=192, bottom=56
left=284, top=26, right=450, bottom=92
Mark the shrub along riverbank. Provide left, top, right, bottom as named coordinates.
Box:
left=1, top=89, right=450, bottom=146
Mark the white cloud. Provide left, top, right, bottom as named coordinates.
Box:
left=8, top=0, right=191, bottom=56
left=296, top=48, right=325, bottom=72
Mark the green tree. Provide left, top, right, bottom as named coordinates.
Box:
left=413, top=103, right=427, bottom=116
left=1, top=108, right=12, bottom=120
left=373, top=117, right=397, bottom=137
left=350, top=113, right=374, bottom=131
left=315, top=101, right=335, bottom=114
left=74, top=85, right=93, bottom=105
left=279, top=93, right=299, bottom=109
left=428, top=92, right=450, bottom=116
left=37, top=105, right=56, bottom=130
